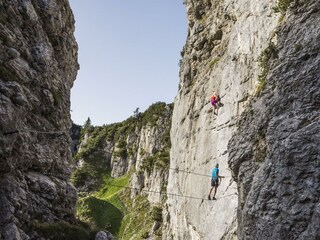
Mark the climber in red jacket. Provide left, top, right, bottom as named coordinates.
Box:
left=210, top=93, right=220, bottom=115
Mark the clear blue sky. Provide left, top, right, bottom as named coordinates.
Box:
left=69, top=0, right=187, bottom=126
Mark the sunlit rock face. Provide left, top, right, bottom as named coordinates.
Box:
left=163, top=0, right=286, bottom=239
left=164, top=0, right=320, bottom=239
left=0, top=0, right=78, bottom=238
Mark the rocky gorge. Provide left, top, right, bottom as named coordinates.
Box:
left=0, top=0, right=319, bottom=240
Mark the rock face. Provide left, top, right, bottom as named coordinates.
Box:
left=164, top=0, right=281, bottom=239
left=70, top=123, right=81, bottom=155
left=0, top=0, right=78, bottom=239
left=228, top=1, right=320, bottom=239
left=164, top=0, right=320, bottom=239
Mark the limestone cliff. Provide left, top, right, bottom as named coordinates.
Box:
left=0, top=0, right=78, bottom=239
left=164, top=0, right=280, bottom=239
left=165, top=0, right=319, bottom=240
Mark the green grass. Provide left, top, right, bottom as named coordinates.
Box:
left=117, top=194, right=154, bottom=240
left=76, top=172, right=156, bottom=239
left=75, top=169, right=163, bottom=239
left=98, top=174, right=130, bottom=199
left=33, top=221, right=96, bottom=240
left=77, top=174, right=130, bottom=235
left=77, top=196, right=123, bottom=234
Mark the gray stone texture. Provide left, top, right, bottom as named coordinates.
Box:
left=70, top=123, right=81, bottom=155
left=95, top=231, right=114, bottom=240
left=0, top=0, right=78, bottom=238
left=228, top=1, right=320, bottom=240
left=164, top=0, right=280, bottom=239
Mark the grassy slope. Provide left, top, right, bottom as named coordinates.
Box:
left=77, top=174, right=129, bottom=235
left=77, top=173, right=156, bottom=239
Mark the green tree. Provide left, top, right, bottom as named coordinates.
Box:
left=83, top=117, right=92, bottom=129
left=133, top=107, right=140, bottom=119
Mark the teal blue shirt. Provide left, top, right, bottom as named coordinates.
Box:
left=212, top=167, right=219, bottom=180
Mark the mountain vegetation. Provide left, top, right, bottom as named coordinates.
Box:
left=71, top=102, right=173, bottom=239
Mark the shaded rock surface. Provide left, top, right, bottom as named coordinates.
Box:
left=70, top=122, right=81, bottom=155
left=228, top=1, right=320, bottom=239
left=0, top=0, right=78, bottom=239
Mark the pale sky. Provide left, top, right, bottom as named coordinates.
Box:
left=69, top=0, right=187, bottom=126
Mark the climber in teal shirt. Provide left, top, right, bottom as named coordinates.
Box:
left=208, top=163, right=224, bottom=200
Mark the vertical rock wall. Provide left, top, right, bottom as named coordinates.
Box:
left=164, top=0, right=280, bottom=239
left=228, top=1, right=320, bottom=239
left=131, top=113, right=171, bottom=205
left=0, top=0, right=78, bottom=239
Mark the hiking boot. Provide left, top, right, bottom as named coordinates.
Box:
left=208, top=195, right=211, bottom=200
left=212, top=196, right=216, bottom=200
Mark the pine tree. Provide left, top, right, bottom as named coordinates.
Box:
left=83, top=117, right=92, bottom=130
left=133, top=107, right=140, bottom=119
